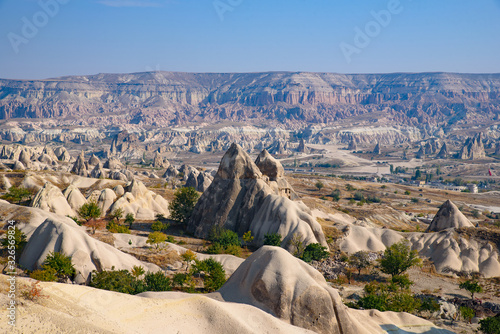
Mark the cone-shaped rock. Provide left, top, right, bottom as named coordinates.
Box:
left=373, top=143, right=381, bottom=155
left=71, top=151, right=88, bottom=176
left=187, top=143, right=327, bottom=249
left=436, top=142, right=448, bottom=159
left=347, top=139, right=357, bottom=151
left=216, top=246, right=361, bottom=334
left=426, top=200, right=474, bottom=232
left=88, top=154, right=101, bottom=166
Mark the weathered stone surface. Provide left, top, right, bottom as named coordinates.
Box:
left=31, top=182, right=75, bottom=217
left=187, top=143, right=327, bottom=249
left=427, top=200, right=475, bottom=232
left=71, top=151, right=88, bottom=177
left=459, top=133, right=486, bottom=160
left=255, top=149, right=284, bottom=180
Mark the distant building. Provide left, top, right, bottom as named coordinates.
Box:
left=467, top=184, right=478, bottom=194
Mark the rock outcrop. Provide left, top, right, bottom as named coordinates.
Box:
left=436, top=142, right=449, bottom=158
left=20, top=218, right=160, bottom=284
left=187, top=143, right=327, bottom=249
left=459, top=133, right=486, bottom=160
left=373, top=143, right=381, bottom=155
left=426, top=200, right=475, bottom=232
left=88, top=154, right=100, bottom=166
left=71, top=151, right=88, bottom=176
left=152, top=152, right=170, bottom=168
left=63, top=184, right=87, bottom=212
left=31, top=182, right=76, bottom=217
left=347, top=139, right=357, bottom=151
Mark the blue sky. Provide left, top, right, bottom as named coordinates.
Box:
left=0, top=0, right=499, bottom=79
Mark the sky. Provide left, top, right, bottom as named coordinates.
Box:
left=0, top=0, right=499, bottom=79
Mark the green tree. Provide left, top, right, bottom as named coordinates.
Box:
left=379, top=240, right=421, bottom=278
left=479, top=315, right=500, bottom=334
left=301, top=243, right=329, bottom=263
left=263, top=233, right=282, bottom=246
left=147, top=232, right=167, bottom=249
left=1, top=227, right=27, bottom=254
left=349, top=251, right=371, bottom=275
left=209, top=226, right=240, bottom=248
left=43, top=252, right=75, bottom=280
left=2, top=186, right=32, bottom=204
left=288, top=232, right=305, bottom=258
left=78, top=201, right=101, bottom=234
left=315, top=180, right=324, bottom=191
left=109, top=208, right=123, bottom=222
left=459, top=279, right=483, bottom=300
left=191, top=258, right=226, bottom=292
left=168, top=187, right=200, bottom=224
left=124, top=213, right=135, bottom=227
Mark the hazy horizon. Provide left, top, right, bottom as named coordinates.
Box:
left=1, top=0, right=499, bottom=80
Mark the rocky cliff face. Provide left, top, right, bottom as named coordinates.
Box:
left=1, top=71, right=499, bottom=127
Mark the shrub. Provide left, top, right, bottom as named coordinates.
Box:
left=224, top=244, right=242, bottom=257
left=43, top=252, right=75, bottom=280
left=151, top=220, right=169, bottom=232
left=331, top=189, right=341, bottom=202
left=263, top=233, right=282, bottom=246
left=460, top=306, right=475, bottom=324
left=367, top=195, right=381, bottom=203
left=209, top=226, right=241, bottom=247
left=410, top=198, right=420, bottom=203
left=191, top=258, right=226, bottom=292
left=181, top=250, right=196, bottom=270
left=390, top=274, right=414, bottom=290
left=144, top=271, right=172, bottom=291
left=147, top=232, right=167, bottom=249
left=353, top=191, right=365, bottom=201
left=106, top=221, right=130, bottom=234
left=109, top=208, right=123, bottom=222
left=172, top=273, right=195, bottom=292
left=301, top=243, right=329, bottom=263
left=21, top=281, right=47, bottom=302
left=479, top=315, right=500, bottom=334
left=131, top=265, right=145, bottom=278
left=29, top=268, right=57, bottom=282
left=2, top=186, right=32, bottom=204
left=90, top=269, right=144, bottom=295
left=242, top=231, right=254, bottom=247
left=404, top=190, right=411, bottom=195
left=379, top=240, right=421, bottom=278
left=169, top=187, right=200, bottom=224
left=1, top=227, right=27, bottom=254
left=206, top=243, right=225, bottom=254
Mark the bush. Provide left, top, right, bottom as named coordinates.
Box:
left=410, top=198, right=420, bottom=203
left=357, top=281, right=422, bottom=313
left=144, top=271, right=172, bottom=291
left=169, top=187, right=200, bottom=224
left=191, top=258, right=226, bottom=292
left=331, top=189, right=341, bottom=202
left=242, top=231, right=254, bottom=246
left=224, top=244, right=242, bottom=256
left=460, top=306, right=475, bottom=324
left=263, top=233, right=282, bottom=246
left=209, top=226, right=241, bottom=247
left=2, top=186, right=32, bottom=204
left=106, top=221, right=130, bottom=234
left=301, top=243, right=329, bottom=262
left=90, top=269, right=145, bottom=295
left=147, top=232, right=167, bottom=249
left=206, top=243, right=225, bottom=254
left=43, top=252, right=75, bottom=280
left=109, top=208, right=123, bottom=222
left=379, top=240, right=421, bottom=278
left=367, top=195, right=381, bottom=203
left=404, top=190, right=411, bottom=195
left=172, top=273, right=195, bottom=292
left=315, top=181, right=324, bottom=191
left=288, top=233, right=305, bottom=258
left=29, top=268, right=58, bottom=282
left=479, top=315, right=500, bottom=334
left=151, top=220, right=169, bottom=232
left=354, top=191, right=365, bottom=201
left=1, top=227, right=27, bottom=254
